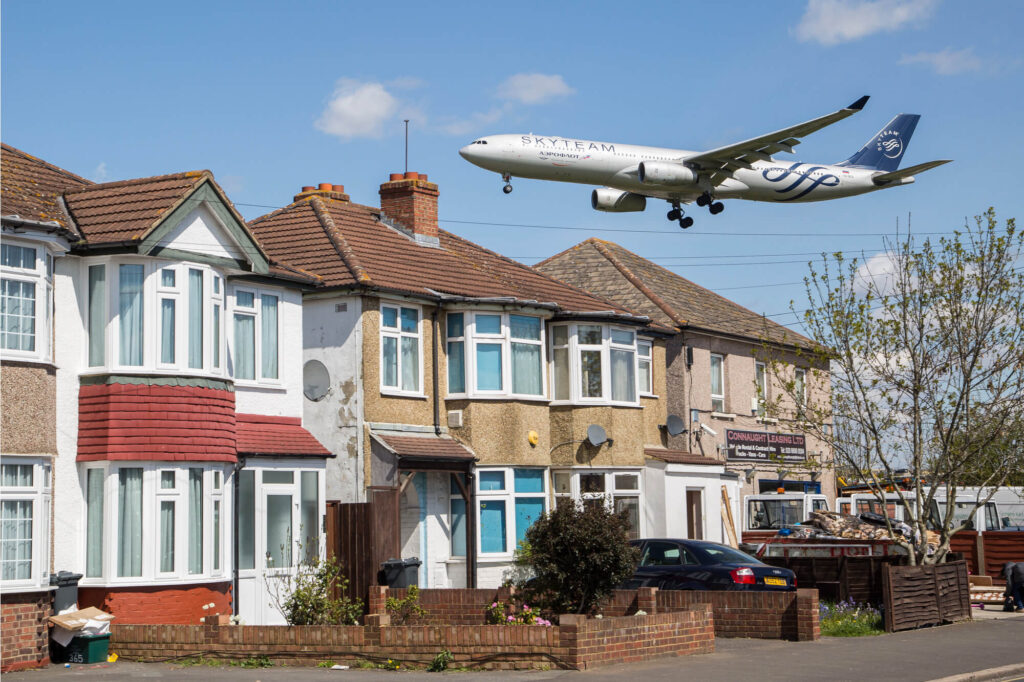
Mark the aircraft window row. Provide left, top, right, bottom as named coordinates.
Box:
left=471, top=140, right=488, bottom=145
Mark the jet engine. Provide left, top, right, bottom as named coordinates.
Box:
left=638, top=161, right=698, bottom=186
left=591, top=188, right=647, bottom=213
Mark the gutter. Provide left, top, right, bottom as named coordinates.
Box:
left=431, top=308, right=441, bottom=436
left=232, top=455, right=245, bottom=617
left=2, top=214, right=76, bottom=240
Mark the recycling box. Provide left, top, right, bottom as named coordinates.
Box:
left=51, top=634, right=110, bottom=664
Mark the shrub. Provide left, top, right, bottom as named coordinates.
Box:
left=819, top=600, right=884, bottom=637
left=385, top=584, right=428, bottom=624
left=518, top=502, right=640, bottom=615
left=486, top=600, right=551, bottom=626
left=265, top=554, right=363, bottom=625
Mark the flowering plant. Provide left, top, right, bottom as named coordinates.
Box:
left=819, top=599, right=883, bottom=637
left=486, top=600, right=552, bottom=626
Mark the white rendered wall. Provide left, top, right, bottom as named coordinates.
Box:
left=158, top=205, right=246, bottom=261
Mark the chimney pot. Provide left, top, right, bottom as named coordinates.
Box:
left=389, top=173, right=404, bottom=182
left=403, top=171, right=419, bottom=180
left=419, top=174, right=428, bottom=181
left=318, top=183, right=332, bottom=191
left=333, top=184, right=345, bottom=193
left=301, top=186, right=315, bottom=192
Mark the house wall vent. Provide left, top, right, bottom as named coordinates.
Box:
left=447, top=410, right=464, bottom=428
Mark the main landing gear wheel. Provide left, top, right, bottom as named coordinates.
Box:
left=679, top=216, right=694, bottom=229
left=709, top=202, right=724, bottom=215
left=501, top=172, right=513, bottom=194
left=502, top=184, right=513, bottom=194
left=667, top=208, right=682, bottom=221
left=696, top=193, right=712, bottom=207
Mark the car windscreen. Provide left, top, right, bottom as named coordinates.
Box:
left=694, top=544, right=761, bottom=565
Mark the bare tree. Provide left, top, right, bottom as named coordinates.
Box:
left=762, top=208, right=1023, bottom=564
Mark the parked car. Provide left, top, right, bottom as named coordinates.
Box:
left=622, top=539, right=797, bottom=592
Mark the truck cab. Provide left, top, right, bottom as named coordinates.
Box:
left=744, top=493, right=830, bottom=533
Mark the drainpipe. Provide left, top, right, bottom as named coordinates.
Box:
left=232, top=456, right=245, bottom=616
left=431, top=307, right=441, bottom=435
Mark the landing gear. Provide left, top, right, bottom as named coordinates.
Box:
left=667, top=208, right=682, bottom=221
left=709, top=202, right=724, bottom=215
left=679, top=216, right=694, bottom=229
left=501, top=172, right=513, bottom=194
left=697, top=192, right=724, bottom=214
left=696, top=192, right=712, bottom=207
left=503, top=184, right=513, bottom=194
left=666, top=202, right=694, bottom=229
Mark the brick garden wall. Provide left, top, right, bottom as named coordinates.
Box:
left=78, top=582, right=231, bottom=625
left=1, top=590, right=53, bottom=673
left=369, top=586, right=512, bottom=625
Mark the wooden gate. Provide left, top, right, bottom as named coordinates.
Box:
left=882, top=560, right=970, bottom=632
left=325, top=487, right=399, bottom=608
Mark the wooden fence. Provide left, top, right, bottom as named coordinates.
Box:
left=325, top=487, right=399, bottom=609
left=881, top=560, right=970, bottom=632
left=948, top=531, right=1024, bottom=579
left=761, top=555, right=902, bottom=604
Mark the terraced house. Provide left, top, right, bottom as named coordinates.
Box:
left=247, top=174, right=741, bottom=589
left=0, top=145, right=332, bottom=651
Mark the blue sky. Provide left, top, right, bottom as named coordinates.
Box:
left=4, top=0, right=1022, bottom=333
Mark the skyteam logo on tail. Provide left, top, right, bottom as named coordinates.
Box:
left=875, top=130, right=904, bottom=159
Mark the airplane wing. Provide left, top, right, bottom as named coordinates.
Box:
left=686, top=95, right=870, bottom=186
left=871, top=159, right=952, bottom=186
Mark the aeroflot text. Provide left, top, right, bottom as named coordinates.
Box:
left=521, top=136, right=615, bottom=152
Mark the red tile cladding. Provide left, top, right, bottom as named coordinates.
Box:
left=235, top=413, right=331, bottom=457
left=76, top=383, right=237, bottom=463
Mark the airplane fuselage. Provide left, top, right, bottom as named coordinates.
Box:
left=462, top=134, right=895, bottom=204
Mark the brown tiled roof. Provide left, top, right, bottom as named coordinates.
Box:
left=644, top=448, right=723, bottom=466
left=1, top=143, right=91, bottom=233
left=247, top=196, right=668, bottom=326
left=236, top=414, right=331, bottom=457
left=535, top=238, right=814, bottom=348
left=373, top=433, right=476, bottom=461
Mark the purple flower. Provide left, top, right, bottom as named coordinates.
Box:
left=507, top=615, right=514, bottom=622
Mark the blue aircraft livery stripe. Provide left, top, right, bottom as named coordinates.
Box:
left=762, top=162, right=840, bottom=201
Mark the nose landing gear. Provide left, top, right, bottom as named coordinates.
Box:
left=666, top=203, right=694, bottom=229
left=501, top=172, right=513, bottom=194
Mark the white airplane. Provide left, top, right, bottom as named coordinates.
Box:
left=459, top=96, right=951, bottom=229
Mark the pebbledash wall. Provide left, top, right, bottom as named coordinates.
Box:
left=1, top=591, right=53, bottom=672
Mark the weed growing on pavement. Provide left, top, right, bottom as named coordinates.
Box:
left=820, top=599, right=884, bottom=636
left=178, top=655, right=222, bottom=667
left=427, top=649, right=454, bottom=672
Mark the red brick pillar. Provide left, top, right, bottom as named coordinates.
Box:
left=368, top=586, right=389, bottom=616
left=558, top=615, right=585, bottom=670
left=637, top=587, right=658, bottom=614
left=795, top=588, right=820, bottom=641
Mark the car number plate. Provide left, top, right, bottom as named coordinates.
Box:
left=763, top=577, right=787, bottom=586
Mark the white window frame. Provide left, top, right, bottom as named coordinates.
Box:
left=755, top=361, right=768, bottom=416
left=473, top=467, right=548, bottom=560
left=379, top=301, right=423, bottom=396
left=79, top=463, right=231, bottom=586
left=445, top=310, right=547, bottom=400
left=228, top=283, right=281, bottom=386
left=710, top=353, right=726, bottom=413
left=0, top=457, right=52, bottom=592
left=156, top=266, right=180, bottom=369
left=548, top=323, right=640, bottom=406
left=0, top=239, right=54, bottom=363
left=638, top=340, right=654, bottom=396
left=550, top=468, right=643, bottom=539
left=794, top=368, right=807, bottom=417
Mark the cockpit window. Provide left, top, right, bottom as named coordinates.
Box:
left=471, top=140, right=488, bottom=145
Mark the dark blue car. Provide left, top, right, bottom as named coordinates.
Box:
left=622, top=538, right=796, bottom=592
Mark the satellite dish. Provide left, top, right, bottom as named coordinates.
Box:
left=585, top=424, right=607, bottom=447
left=666, top=414, right=686, bottom=437
left=302, top=360, right=331, bottom=401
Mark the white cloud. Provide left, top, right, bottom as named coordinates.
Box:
left=496, top=73, right=575, bottom=105
left=899, top=47, right=983, bottom=75
left=315, top=79, right=400, bottom=140
left=92, top=162, right=108, bottom=182
left=794, top=0, right=936, bottom=46
left=855, top=251, right=899, bottom=295
left=438, top=108, right=505, bottom=136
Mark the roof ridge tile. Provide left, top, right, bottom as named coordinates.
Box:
left=1, top=142, right=94, bottom=186
left=65, top=170, right=208, bottom=196
left=312, top=197, right=373, bottom=285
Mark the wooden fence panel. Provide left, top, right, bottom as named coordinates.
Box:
left=882, top=560, right=970, bottom=632
left=981, top=532, right=1024, bottom=579
left=325, top=489, right=401, bottom=610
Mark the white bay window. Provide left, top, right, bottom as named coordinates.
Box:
left=550, top=323, right=640, bottom=405
left=1, top=241, right=56, bottom=362
left=552, top=469, right=642, bottom=539
left=445, top=311, right=545, bottom=399
left=469, top=468, right=547, bottom=557
left=229, top=286, right=279, bottom=383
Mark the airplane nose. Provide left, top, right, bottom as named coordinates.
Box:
left=459, top=144, right=473, bottom=160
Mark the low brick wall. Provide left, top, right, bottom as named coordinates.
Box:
left=603, top=587, right=819, bottom=641
left=78, top=581, right=232, bottom=624
left=1, top=589, right=53, bottom=673
left=109, top=606, right=714, bottom=671
left=368, top=586, right=511, bottom=625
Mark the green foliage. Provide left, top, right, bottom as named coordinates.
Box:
left=486, top=599, right=552, bottom=625
left=316, top=660, right=336, bottom=668
left=819, top=600, right=884, bottom=637
left=385, top=584, right=428, bottom=624
left=518, top=502, right=640, bottom=615
left=427, top=649, right=454, bottom=673
left=228, top=655, right=273, bottom=668
left=265, top=553, right=363, bottom=625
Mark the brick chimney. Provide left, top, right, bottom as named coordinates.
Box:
left=379, top=172, right=439, bottom=246
left=293, top=183, right=350, bottom=203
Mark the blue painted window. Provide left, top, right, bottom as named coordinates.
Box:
left=515, top=498, right=544, bottom=545
left=479, top=471, right=505, bottom=491
left=514, top=469, right=544, bottom=493
left=480, top=500, right=506, bottom=553
left=476, top=343, right=502, bottom=391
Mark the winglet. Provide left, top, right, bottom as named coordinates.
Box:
left=848, top=95, right=870, bottom=111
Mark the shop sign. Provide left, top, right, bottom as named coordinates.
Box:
left=725, top=429, right=806, bottom=462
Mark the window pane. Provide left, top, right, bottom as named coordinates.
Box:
left=160, top=471, right=176, bottom=489
left=401, top=336, right=419, bottom=391
left=638, top=342, right=651, bottom=358
left=1, top=279, right=36, bottom=352
left=301, top=471, right=319, bottom=562
left=615, top=474, right=639, bottom=490
left=510, top=315, right=540, bottom=341
left=0, top=500, right=32, bottom=580
left=578, top=325, right=602, bottom=345
left=261, top=294, right=279, bottom=379
left=450, top=498, right=466, bottom=557
left=161, top=268, right=176, bottom=287
left=119, top=265, right=144, bottom=366
left=795, top=370, right=806, bottom=406
left=266, top=494, right=293, bottom=568
left=710, top=355, right=723, bottom=395
left=511, top=343, right=542, bottom=395
left=447, top=341, right=465, bottom=393
left=580, top=473, right=605, bottom=493
left=553, top=347, right=569, bottom=400
left=552, top=472, right=571, bottom=494
left=515, top=498, right=544, bottom=546
left=476, top=343, right=502, bottom=391
left=476, top=314, right=501, bottom=335
left=581, top=349, right=602, bottom=398
left=160, top=500, right=175, bottom=573
left=479, top=500, right=507, bottom=553
left=611, top=329, right=634, bottom=345
left=213, top=304, right=221, bottom=368
left=479, top=470, right=505, bottom=491
left=213, top=500, right=221, bottom=572
left=188, top=469, right=203, bottom=574
left=239, top=470, right=255, bottom=570
left=263, top=471, right=294, bottom=484
left=86, top=469, right=104, bottom=577
left=446, top=312, right=464, bottom=338
left=1, top=464, right=32, bottom=486
left=233, top=314, right=255, bottom=380
left=611, top=348, right=636, bottom=402
left=614, top=497, right=640, bottom=540
left=213, top=471, right=222, bottom=489
left=236, top=291, right=254, bottom=308
left=449, top=473, right=466, bottom=495
left=400, top=307, right=418, bottom=333
left=117, top=468, right=143, bottom=577
left=552, top=326, right=568, bottom=346
left=188, top=270, right=203, bottom=369
left=1, top=244, right=35, bottom=269
left=382, top=306, right=398, bottom=329
left=88, top=265, right=106, bottom=366
left=213, top=276, right=220, bottom=295
left=639, top=359, right=651, bottom=394
left=160, top=299, right=175, bottom=363
left=382, top=336, right=398, bottom=387
left=514, top=469, right=544, bottom=493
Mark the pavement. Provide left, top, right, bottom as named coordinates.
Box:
left=8, top=615, right=1024, bottom=682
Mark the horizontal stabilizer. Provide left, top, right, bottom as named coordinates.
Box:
left=872, top=159, right=952, bottom=186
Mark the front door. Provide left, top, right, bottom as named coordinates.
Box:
left=686, top=489, right=704, bottom=540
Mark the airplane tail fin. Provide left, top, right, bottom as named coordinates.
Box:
left=838, top=113, right=920, bottom=171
